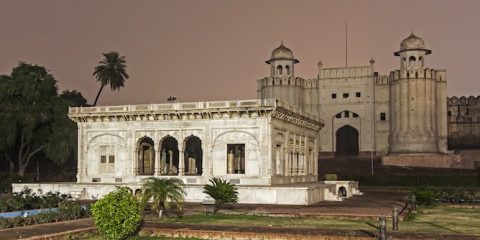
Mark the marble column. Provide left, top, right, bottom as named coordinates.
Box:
left=179, top=150, right=184, bottom=176
left=154, top=148, right=161, bottom=176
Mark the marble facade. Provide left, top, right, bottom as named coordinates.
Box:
left=14, top=99, right=361, bottom=204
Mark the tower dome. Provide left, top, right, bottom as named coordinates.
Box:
left=266, top=42, right=299, bottom=64
left=394, top=32, right=431, bottom=56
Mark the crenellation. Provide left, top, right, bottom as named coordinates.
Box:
left=319, top=66, right=371, bottom=79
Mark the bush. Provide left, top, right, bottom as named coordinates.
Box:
left=0, top=200, right=89, bottom=229
left=59, top=200, right=85, bottom=220
left=203, top=178, right=238, bottom=213
left=0, top=200, right=8, bottom=212
left=91, top=187, right=142, bottom=240
left=414, top=187, right=436, bottom=206
left=40, top=192, right=65, bottom=208
left=324, top=174, right=338, bottom=181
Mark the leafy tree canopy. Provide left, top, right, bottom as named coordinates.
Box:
left=0, top=62, right=86, bottom=177
left=93, top=51, right=129, bottom=106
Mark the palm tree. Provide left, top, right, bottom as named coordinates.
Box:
left=203, top=178, right=238, bottom=213
left=92, top=51, right=129, bottom=106
left=141, top=177, right=186, bottom=218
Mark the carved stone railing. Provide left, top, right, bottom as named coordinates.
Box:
left=69, top=99, right=277, bottom=115
left=68, top=98, right=324, bottom=128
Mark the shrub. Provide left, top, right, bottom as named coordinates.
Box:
left=414, top=187, right=436, bottom=206
left=91, top=187, right=142, bottom=240
left=324, top=174, right=338, bottom=181
left=59, top=200, right=84, bottom=220
left=0, top=200, right=8, bottom=212
left=203, top=178, right=238, bottom=213
left=40, top=192, right=64, bottom=208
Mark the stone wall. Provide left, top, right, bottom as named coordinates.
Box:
left=447, top=95, right=480, bottom=150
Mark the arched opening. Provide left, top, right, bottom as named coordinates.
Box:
left=184, top=135, right=203, bottom=175
left=338, top=186, right=347, bottom=197
left=160, top=136, right=179, bottom=175
left=419, top=56, right=424, bottom=66
left=408, top=56, right=416, bottom=66
left=285, top=65, right=290, bottom=75
left=276, top=65, right=283, bottom=75
left=335, top=125, right=359, bottom=156
left=137, top=136, right=155, bottom=175
left=134, top=189, right=142, bottom=197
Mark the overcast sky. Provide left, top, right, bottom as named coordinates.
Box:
left=1, top=0, right=479, bottom=105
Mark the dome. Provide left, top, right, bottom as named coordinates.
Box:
left=266, top=42, right=299, bottom=64
left=400, top=33, right=425, bottom=50
left=394, top=32, right=431, bottom=56
left=272, top=43, right=294, bottom=59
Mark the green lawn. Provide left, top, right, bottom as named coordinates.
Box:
left=78, top=205, right=480, bottom=239
left=148, top=205, right=480, bottom=236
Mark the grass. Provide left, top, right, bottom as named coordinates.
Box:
left=71, top=232, right=201, bottom=240
left=75, top=205, right=480, bottom=239
left=148, top=205, right=480, bottom=236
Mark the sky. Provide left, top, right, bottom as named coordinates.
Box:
left=1, top=0, right=479, bottom=106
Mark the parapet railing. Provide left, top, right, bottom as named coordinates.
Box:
left=69, top=98, right=323, bottom=124
left=69, top=99, right=276, bottom=114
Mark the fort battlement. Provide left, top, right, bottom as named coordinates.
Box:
left=448, top=95, right=480, bottom=106
left=258, top=76, right=309, bottom=88
left=389, top=68, right=446, bottom=81
left=374, top=74, right=389, bottom=85
left=318, top=66, right=372, bottom=79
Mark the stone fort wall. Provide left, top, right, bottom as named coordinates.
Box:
left=448, top=95, right=480, bottom=149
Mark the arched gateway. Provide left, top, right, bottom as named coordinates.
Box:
left=335, top=125, right=359, bottom=156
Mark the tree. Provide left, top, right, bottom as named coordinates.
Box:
left=0, top=62, right=85, bottom=177
left=141, top=177, right=185, bottom=218
left=60, top=90, right=88, bottom=107
left=203, top=178, right=238, bottom=213
left=92, top=51, right=129, bottom=106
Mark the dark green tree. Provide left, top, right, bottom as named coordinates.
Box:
left=0, top=63, right=85, bottom=177
left=60, top=90, right=88, bottom=107
left=141, top=177, right=185, bottom=218
left=92, top=51, right=129, bottom=106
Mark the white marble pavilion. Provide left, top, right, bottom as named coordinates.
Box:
left=14, top=99, right=361, bottom=204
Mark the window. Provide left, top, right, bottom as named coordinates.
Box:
left=447, top=111, right=452, bottom=116
left=99, top=146, right=115, bottom=173
left=344, top=111, right=350, bottom=118
left=331, top=93, right=337, bottom=99
left=409, top=56, right=416, bottom=66
left=353, top=113, right=359, bottom=118
left=343, top=93, right=349, bottom=98
left=276, top=65, right=283, bottom=75
left=285, top=65, right=290, bottom=75
left=380, top=112, right=386, bottom=121
left=356, top=92, right=361, bottom=97
left=227, top=144, right=245, bottom=174
left=335, top=113, right=342, bottom=118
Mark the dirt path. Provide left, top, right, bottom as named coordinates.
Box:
left=0, top=218, right=94, bottom=240
left=143, top=222, right=480, bottom=240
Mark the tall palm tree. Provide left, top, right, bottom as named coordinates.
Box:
left=141, top=177, right=186, bottom=218
left=92, top=51, right=129, bottom=106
